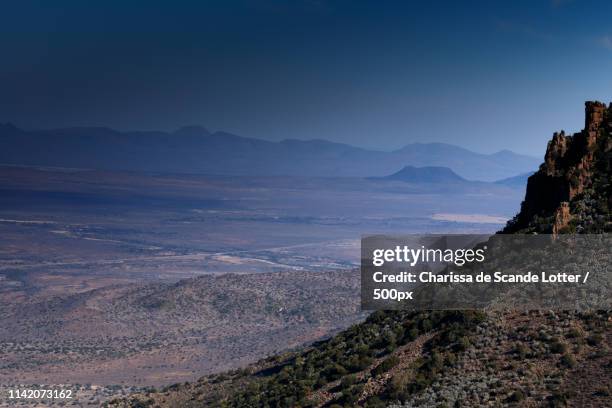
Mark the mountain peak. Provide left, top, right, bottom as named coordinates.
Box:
left=491, top=149, right=528, bottom=158
left=384, top=165, right=466, bottom=183
left=504, top=100, right=611, bottom=233
left=173, top=125, right=211, bottom=137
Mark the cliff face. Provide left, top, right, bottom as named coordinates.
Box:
left=504, top=101, right=612, bottom=233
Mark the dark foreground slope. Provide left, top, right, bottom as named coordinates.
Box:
left=110, top=102, right=611, bottom=408
left=110, top=310, right=610, bottom=407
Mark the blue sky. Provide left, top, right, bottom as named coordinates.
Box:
left=1, top=0, right=611, bottom=156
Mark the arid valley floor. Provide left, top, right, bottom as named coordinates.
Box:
left=0, top=165, right=524, bottom=405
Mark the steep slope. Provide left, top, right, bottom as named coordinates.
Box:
left=109, top=101, right=611, bottom=408
left=111, top=310, right=610, bottom=408
left=0, top=271, right=364, bottom=387
left=504, top=101, right=612, bottom=234
left=0, top=124, right=538, bottom=181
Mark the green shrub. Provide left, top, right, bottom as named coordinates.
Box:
left=507, top=389, right=526, bottom=402
left=549, top=340, right=567, bottom=354
left=546, top=392, right=570, bottom=407
left=339, top=374, right=356, bottom=389
left=409, top=372, right=432, bottom=393
left=336, top=384, right=363, bottom=406
left=372, top=355, right=399, bottom=376
left=560, top=353, right=577, bottom=368
left=386, top=371, right=412, bottom=401
left=587, top=333, right=603, bottom=346
left=456, top=336, right=471, bottom=352
left=404, top=328, right=419, bottom=342
left=445, top=351, right=457, bottom=366
left=345, top=355, right=373, bottom=372
left=364, top=396, right=386, bottom=408
left=323, top=363, right=347, bottom=381
left=514, top=343, right=529, bottom=359
left=428, top=351, right=444, bottom=372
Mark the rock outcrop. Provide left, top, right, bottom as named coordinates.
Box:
left=552, top=201, right=571, bottom=235
left=505, top=101, right=612, bottom=233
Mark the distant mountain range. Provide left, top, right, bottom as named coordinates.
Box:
left=382, top=165, right=468, bottom=184
left=493, top=172, right=534, bottom=188
left=0, top=123, right=539, bottom=181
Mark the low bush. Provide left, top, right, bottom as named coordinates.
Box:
left=560, top=353, right=577, bottom=369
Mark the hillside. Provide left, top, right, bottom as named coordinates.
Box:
left=109, top=101, right=611, bottom=407
left=0, top=124, right=538, bottom=181
left=0, top=270, right=364, bottom=388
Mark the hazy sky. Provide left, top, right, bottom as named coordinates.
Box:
left=1, top=0, right=611, bottom=155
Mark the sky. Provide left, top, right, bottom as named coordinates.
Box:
left=1, top=0, right=611, bottom=156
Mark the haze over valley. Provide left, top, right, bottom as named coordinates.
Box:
left=0, top=158, right=524, bottom=400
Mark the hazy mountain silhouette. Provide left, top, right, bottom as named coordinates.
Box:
left=0, top=124, right=539, bottom=181
left=382, top=165, right=467, bottom=184
left=493, top=172, right=533, bottom=188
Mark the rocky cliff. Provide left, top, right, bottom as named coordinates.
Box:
left=504, top=101, right=612, bottom=234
